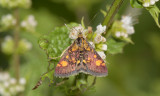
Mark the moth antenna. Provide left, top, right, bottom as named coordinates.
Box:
left=64, top=23, right=71, bottom=31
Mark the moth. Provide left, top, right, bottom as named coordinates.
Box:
left=55, top=32, right=108, bottom=77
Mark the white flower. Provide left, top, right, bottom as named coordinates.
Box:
left=121, top=32, right=128, bottom=38
left=9, top=87, right=16, bottom=95
left=94, top=34, right=103, bottom=44
left=95, top=24, right=106, bottom=34
left=10, top=78, right=16, bottom=84
left=142, top=0, right=159, bottom=7
left=4, top=36, right=12, bottom=41
left=28, top=15, right=37, bottom=27
left=0, top=72, right=10, bottom=81
left=118, top=15, right=135, bottom=38
left=101, top=37, right=106, bottom=42
left=121, top=16, right=132, bottom=25
left=97, top=44, right=108, bottom=51
left=20, top=15, right=37, bottom=32
left=19, top=39, right=32, bottom=51
left=101, top=44, right=107, bottom=51
left=125, top=26, right=134, bottom=35
left=19, top=78, right=26, bottom=85
left=150, top=0, right=156, bottom=5
left=3, top=81, right=10, bottom=88
left=1, top=14, right=16, bottom=29
left=21, top=21, right=27, bottom=27
left=115, top=31, right=121, bottom=37
left=0, top=0, right=31, bottom=9
left=0, top=86, right=5, bottom=94
left=97, top=51, right=106, bottom=60
left=1, top=36, right=14, bottom=55
left=15, top=85, right=25, bottom=92
left=69, top=24, right=86, bottom=39
left=89, top=41, right=95, bottom=48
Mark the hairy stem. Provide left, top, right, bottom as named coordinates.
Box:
left=13, top=9, right=20, bottom=81
left=102, top=0, right=124, bottom=28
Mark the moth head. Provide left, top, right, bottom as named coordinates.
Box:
left=78, top=31, right=83, bottom=38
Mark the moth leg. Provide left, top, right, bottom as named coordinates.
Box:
left=89, top=76, right=97, bottom=88
left=49, top=46, right=69, bottom=60
left=32, top=68, right=54, bottom=90
left=55, top=78, right=69, bottom=86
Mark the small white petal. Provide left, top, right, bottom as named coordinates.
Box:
left=150, top=0, right=155, bottom=5
left=15, top=85, right=25, bottom=92
left=126, top=26, right=135, bottom=35
left=94, top=34, right=102, bottom=44
left=21, top=21, right=27, bottom=27
left=121, top=16, right=132, bottom=25
left=101, top=44, right=107, bottom=51
left=69, top=31, right=78, bottom=39
left=0, top=87, right=5, bottom=94
left=4, top=81, right=10, bottom=88
left=69, top=25, right=84, bottom=39
left=120, top=32, right=128, bottom=38
left=9, top=87, right=16, bottom=94
left=28, top=15, right=37, bottom=27
left=96, top=24, right=106, bottom=34
left=89, top=41, right=95, bottom=48
left=115, top=31, right=121, bottom=37
left=10, top=78, right=16, bottom=84
left=101, top=36, right=106, bottom=42
left=19, top=78, right=26, bottom=85
left=12, top=19, right=16, bottom=25
left=123, top=33, right=128, bottom=38
left=0, top=72, right=10, bottom=81
left=143, top=2, right=150, bottom=7
left=97, top=51, right=106, bottom=60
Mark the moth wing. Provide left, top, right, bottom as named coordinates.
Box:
left=83, top=40, right=108, bottom=77
left=54, top=41, right=80, bottom=77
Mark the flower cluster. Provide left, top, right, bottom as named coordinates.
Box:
left=111, top=15, right=135, bottom=42
left=21, top=15, right=37, bottom=32
left=1, top=36, right=32, bottom=55
left=0, top=72, right=26, bottom=96
left=0, top=0, right=31, bottom=9
left=141, top=0, right=159, bottom=7
left=69, top=24, right=107, bottom=60
left=0, top=14, right=16, bottom=31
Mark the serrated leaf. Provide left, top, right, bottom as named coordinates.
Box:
left=38, top=23, right=79, bottom=58
left=106, top=38, right=126, bottom=54
left=147, top=5, right=160, bottom=28
left=130, top=0, right=143, bottom=8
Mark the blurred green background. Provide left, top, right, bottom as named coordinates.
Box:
left=0, top=0, right=160, bottom=96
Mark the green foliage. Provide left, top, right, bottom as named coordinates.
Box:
left=38, top=23, right=79, bottom=58
left=147, top=5, right=160, bottom=28
left=130, top=0, right=160, bottom=28
left=130, top=0, right=143, bottom=8
left=106, top=38, right=126, bottom=54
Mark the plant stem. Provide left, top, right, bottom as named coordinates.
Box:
left=102, top=0, right=124, bottom=28
left=13, top=9, right=20, bottom=81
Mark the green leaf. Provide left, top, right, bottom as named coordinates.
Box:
left=130, top=0, right=143, bottom=8
left=38, top=23, right=79, bottom=58
left=147, top=5, right=160, bottom=28
left=100, top=9, right=107, bottom=17
left=106, top=38, right=126, bottom=54
left=81, top=17, right=85, bottom=29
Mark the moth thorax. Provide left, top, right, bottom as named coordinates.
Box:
left=78, top=32, right=83, bottom=38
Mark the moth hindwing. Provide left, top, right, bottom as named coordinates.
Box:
left=54, top=32, right=108, bottom=77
